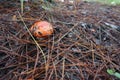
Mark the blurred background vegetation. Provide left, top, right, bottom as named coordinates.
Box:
left=84, top=0, right=120, bottom=5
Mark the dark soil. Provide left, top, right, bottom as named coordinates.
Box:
left=0, top=1, right=120, bottom=80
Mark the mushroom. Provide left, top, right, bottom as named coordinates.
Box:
left=30, top=21, right=53, bottom=38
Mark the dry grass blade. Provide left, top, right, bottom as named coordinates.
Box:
left=17, top=11, right=46, bottom=64
left=61, top=56, right=65, bottom=80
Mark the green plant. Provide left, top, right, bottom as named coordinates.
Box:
left=107, top=69, right=120, bottom=79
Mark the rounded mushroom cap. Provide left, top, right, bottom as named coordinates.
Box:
left=30, top=21, right=53, bottom=38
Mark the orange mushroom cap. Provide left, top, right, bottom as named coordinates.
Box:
left=30, top=21, right=53, bottom=38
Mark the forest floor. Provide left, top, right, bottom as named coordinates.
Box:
left=0, top=0, right=120, bottom=80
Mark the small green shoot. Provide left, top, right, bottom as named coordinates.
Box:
left=107, top=69, right=120, bottom=79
